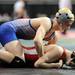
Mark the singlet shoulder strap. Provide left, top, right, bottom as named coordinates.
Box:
left=49, top=18, right=53, bottom=31
left=29, top=19, right=36, bottom=32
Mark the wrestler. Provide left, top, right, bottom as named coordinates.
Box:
left=34, top=45, right=75, bottom=68
left=0, top=8, right=74, bottom=66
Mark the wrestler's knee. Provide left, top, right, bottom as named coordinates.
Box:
left=4, top=40, right=23, bottom=55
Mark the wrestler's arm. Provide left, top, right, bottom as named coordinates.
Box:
left=33, top=17, right=51, bottom=57
left=35, top=59, right=63, bottom=69
left=47, top=36, right=57, bottom=45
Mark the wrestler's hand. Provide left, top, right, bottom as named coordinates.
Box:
left=58, top=60, right=63, bottom=68
left=68, top=58, right=75, bottom=67
left=66, top=58, right=75, bottom=67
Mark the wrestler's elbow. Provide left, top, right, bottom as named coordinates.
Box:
left=34, top=38, right=39, bottom=47
left=57, top=63, right=63, bottom=68
left=34, top=38, right=38, bottom=43
left=34, top=62, right=39, bottom=68
left=34, top=60, right=43, bottom=68
left=34, top=37, right=42, bottom=46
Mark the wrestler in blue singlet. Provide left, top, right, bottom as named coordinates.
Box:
left=0, top=19, right=55, bottom=46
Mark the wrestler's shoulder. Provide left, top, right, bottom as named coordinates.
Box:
left=31, top=17, right=51, bottom=22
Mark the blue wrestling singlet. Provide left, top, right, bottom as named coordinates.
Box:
left=0, top=19, right=36, bottom=46
left=11, top=19, right=36, bottom=39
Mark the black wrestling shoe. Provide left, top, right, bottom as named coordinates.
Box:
left=9, top=56, right=25, bottom=68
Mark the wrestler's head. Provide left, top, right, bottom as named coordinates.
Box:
left=55, top=8, right=74, bottom=31
left=71, top=51, right=75, bottom=58
left=68, top=51, right=75, bottom=67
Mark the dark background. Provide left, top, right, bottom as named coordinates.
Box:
left=0, top=4, right=75, bottom=28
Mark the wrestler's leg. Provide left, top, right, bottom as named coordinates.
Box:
left=4, top=40, right=25, bottom=61
left=0, top=43, right=25, bottom=67
left=0, top=47, right=15, bottom=63
left=0, top=22, right=25, bottom=67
